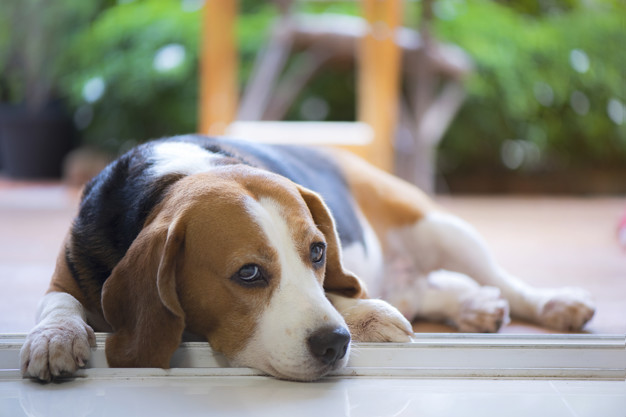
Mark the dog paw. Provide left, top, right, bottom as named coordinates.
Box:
left=342, top=299, right=414, bottom=343
left=454, top=286, right=510, bottom=333
left=20, top=317, right=96, bottom=382
left=537, top=288, right=595, bottom=331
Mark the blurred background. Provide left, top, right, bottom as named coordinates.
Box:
left=0, top=0, right=624, bottom=192
left=0, top=0, right=624, bottom=334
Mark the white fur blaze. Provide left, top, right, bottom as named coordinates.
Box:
left=149, top=139, right=219, bottom=177
left=232, top=197, right=350, bottom=380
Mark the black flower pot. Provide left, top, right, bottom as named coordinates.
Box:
left=0, top=104, right=75, bottom=179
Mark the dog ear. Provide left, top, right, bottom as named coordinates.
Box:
left=297, top=185, right=367, bottom=299
left=101, top=210, right=186, bottom=368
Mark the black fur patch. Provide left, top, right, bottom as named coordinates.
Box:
left=67, top=136, right=364, bottom=299
left=68, top=142, right=184, bottom=303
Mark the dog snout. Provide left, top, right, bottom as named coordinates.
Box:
left=307, top=326, right=351, bottom=366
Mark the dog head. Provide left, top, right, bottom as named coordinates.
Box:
left=101, top=165, right=364, bottom=381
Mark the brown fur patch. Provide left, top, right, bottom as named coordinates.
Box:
left=47, top=234, right=90, bottom=308
left=175, top=172, right=283, bottom=355
left=328, top=148, right=437, bottom=249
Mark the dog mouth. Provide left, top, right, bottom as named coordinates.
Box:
left=231, top=339, right=351, bottom=382
left=259, top=352, right=350, bottom=382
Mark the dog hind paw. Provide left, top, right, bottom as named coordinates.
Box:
left=20, top=318, right=96, bottom=382
left=537, top=288, right=595, bottom=331
left=454, top=286, right=510, bottom=333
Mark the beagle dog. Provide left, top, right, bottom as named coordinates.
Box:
left=20, top=136, right=595, bottom=382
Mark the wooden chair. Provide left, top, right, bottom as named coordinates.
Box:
left=198, top=0, right=471, bottom=191
left=198, top=0, right=402, bottom=172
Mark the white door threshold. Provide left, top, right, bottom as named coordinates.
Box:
left=1, top=333, right=624, bottom=381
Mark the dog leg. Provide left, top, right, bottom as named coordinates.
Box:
left=20, top=292, right=96, bottom=381
left=386, top=271, right=510, bottom=333
left=405, top=212, right=595, bottom=331
left=326, top=294, right=413, bottom=342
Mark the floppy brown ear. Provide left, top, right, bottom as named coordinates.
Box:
left=297, top=185, right=367, bottom=299
left=101, top=211, right=186, bottom=368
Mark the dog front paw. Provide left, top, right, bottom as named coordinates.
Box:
left=455, top=286, right=510, bottom=333
left=341, top=299, right=414, bottom=343
left=20, top=317, right=96, bottom=382
left=537, top=288, right=595, bottom=331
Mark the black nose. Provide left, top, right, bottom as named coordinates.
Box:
left=307, top=326, right=351, bottom=366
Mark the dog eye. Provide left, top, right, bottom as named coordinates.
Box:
left=310, top=243, right=326, bottom=264
left=231, top=264, right=269, bottom=288
left=237, top=264, right=263, bottom=282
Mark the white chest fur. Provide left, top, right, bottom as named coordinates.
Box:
left=341, top=212, right=384, bottom=298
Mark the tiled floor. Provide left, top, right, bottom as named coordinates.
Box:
left=2, top=375, right=625, bottom=417
left=0, top=181, right=624, bottom=334
left=0, top=183, right=79, bottom=333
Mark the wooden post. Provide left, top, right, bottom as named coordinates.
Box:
left=355, top=0, right=402, bottom=172
left=199, top=0, right=238, bottom=135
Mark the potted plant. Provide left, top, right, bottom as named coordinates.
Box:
left=0, top=0, right=99, bottom=179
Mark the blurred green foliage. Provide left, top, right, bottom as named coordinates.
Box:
left=57, top=0, right=202, bottom=152
left=57, top=0, right=278, bottom=152
left=1, top=0, right=623, bottom=175
left=433, top=0, right=626, bottom=174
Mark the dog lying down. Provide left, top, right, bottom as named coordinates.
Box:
left=20, top=136, right=595, bottom=382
